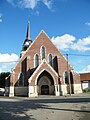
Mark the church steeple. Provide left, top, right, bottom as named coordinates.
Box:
left=22, top=21, right=32, bottom=50
left=26, top=21, right=31, bottom=40
left=20, top=21, right=32, bottom=57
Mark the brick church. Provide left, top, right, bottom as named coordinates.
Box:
left=5, top=21, right=82, bottom=97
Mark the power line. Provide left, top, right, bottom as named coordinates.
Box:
left=67, top=54, right=90, bottom=56
left=0, top=61, right=19, bottom=63
left=0, top=53, right=90, bottom=64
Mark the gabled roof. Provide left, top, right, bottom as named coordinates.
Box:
left=12, top=29, right=73, bottom=72
left=24, top=29, right=65, bottom=57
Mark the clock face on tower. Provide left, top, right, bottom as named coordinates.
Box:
left=25, top=41, right=29, bottom=46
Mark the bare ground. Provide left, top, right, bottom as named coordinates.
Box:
left=0, top=94, right=90, bottom=120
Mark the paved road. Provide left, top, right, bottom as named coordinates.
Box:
left=0, top=94, right=90, bottom=120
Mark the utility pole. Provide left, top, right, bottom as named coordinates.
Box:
left=66, top=54, right=71, bottom=96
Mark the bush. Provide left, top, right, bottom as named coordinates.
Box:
left=0, top=72, right=10, bottom=88
left=83, top=89, right=90, bottom=93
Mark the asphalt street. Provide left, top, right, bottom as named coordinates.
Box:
left=0, top=93, right=90, bottom=120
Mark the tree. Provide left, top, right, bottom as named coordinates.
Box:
left=0, top=72, right=10, bottom=88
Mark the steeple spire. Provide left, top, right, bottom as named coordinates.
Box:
left=26, top=21, right=31, bottom=40
left=20, top=20, right=32, bottom=57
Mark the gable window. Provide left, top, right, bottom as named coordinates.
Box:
left=18, top=73, right=24, bottom=86
left=35, top=54, right=39, bottom=68
left=42, top=46, right=45, bottom=60
left=48, top=54, right=53, bottom=66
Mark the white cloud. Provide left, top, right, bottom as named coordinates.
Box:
left=0, top=19, right=2, bottom=23
left=71, top=36, right=90, bottom=51
left=18, top=0, right=38, bottom=9
left=51, top=34, right=76, bottom=50
left=6, top=0, right=53, bottom=10
left=42, top=0, right=53, bottom=10
left=79, top=65, right=90, bottom=73
left=85, top=22, right=90, bottom=27
left=0, top=53, right=18, bottom=73
left=52, top=34, right=90, bottom=51
left=0, top=53, right=18, bottom=63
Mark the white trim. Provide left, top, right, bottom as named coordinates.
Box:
left=28, top=85, right=38, bottom=97
left=28, top=59, right=58, bottom=84
left=47, top=53, right=50, bottom=63
left=61, top=84, right=68, bottom=95
left=45, top=59, right=58, bottom=77
left=40, top=45, right=46, bottom=61
left=34, top=53, right=39, bottom=68
left=55, top=85, right=60, bottom=96
left=48, top=53, right=53, bottom=65
left=35, top=68, right=56, bottom=85
left=29, top=60, right=44, bottom=83
left=74, top=84, right=82, bottom=93
left=9, top=86, right=14, bottom=97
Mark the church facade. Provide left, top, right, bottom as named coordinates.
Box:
left=5, top=22, right=82, bottom=97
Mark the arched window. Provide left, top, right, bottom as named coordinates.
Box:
left=42, top=46, right=45, bottom=60
left=35, top=54, right=39, bottom=68
left=48, top=54, right=52, bottom=66
left=53, top=56, right=58, bottom=73
left=64, top=71, right=69, bottom=84
left=18, top=73, right=24, bottom=86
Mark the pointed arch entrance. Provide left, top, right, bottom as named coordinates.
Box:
left=37, top=70, right=55, bottom=95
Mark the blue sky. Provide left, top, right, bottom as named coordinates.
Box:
left=0, top=0, right=90, bottom=73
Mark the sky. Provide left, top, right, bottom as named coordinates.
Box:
left=0, top=0, right=90, bottom=73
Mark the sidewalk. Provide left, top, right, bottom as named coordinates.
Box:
left=0, top=93, right=90, bottom=100
left=69, top=93, right=90, bottom=97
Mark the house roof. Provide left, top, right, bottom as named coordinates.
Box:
left=80, top=73, right=90, bottom=81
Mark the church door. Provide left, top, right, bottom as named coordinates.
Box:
left=37, top=70, right=55, bottom=95
left=41, top=85, right=49, bottom=95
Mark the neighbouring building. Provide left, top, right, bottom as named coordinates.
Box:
left=5, top=21, right=82, bottom=97
left=80, top=73, right=90, bottom=90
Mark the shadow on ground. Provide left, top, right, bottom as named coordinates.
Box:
left=0, top=97, right=90, bottom=120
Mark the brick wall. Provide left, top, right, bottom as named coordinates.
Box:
left=10, top=30, right=80, bottom=86
left=80, top=73, right=90, bottom=81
